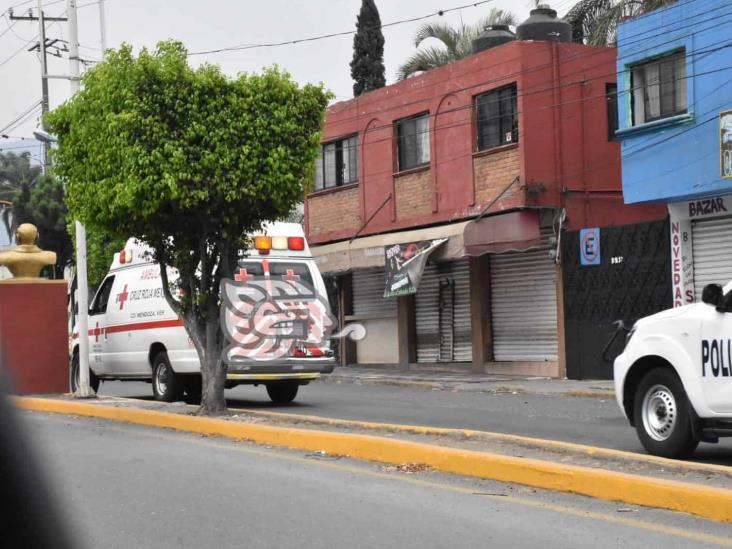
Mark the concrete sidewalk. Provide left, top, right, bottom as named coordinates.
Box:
left=324, top=365, right=615, bottom=397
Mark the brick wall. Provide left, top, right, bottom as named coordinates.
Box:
left=473, top=146, right=521, bottom=208
left=395, top=169, right=432, bottom=222
left=307, top=186, right=362, bottom=239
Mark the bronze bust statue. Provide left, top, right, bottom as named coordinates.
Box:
left=0, top=223, right=57, bottom=279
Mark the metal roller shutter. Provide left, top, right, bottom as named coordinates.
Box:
left=490, top=250, right=557, bottom=361
left=352, top=268, right=397, bottom=315
left=692, top=216, right=732, bottom=301
left=415, top=260, right=472, bottom=363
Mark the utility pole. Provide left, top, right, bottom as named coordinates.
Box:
left=98, top=0, right=107, bottom=57
left=9, top=3, right=67, bottom=173
left=65, top=0, right=92, bottom=398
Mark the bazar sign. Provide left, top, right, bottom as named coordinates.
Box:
left=670, top=195, right=732, bottom=221
left=383, top=239, right=447, bottom=298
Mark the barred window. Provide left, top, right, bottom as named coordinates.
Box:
left=631, top=50, right=687, bottom=125
left=396, top=113, right=430, bottom=171
left=313, top=135, right=358, bottom=191
left=476, top=84, right=518, bottom=151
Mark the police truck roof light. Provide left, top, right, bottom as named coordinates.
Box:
left=288, top=236, right=305, bottom=251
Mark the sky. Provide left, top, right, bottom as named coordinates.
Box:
left=0, top=0, right=579, bottom=151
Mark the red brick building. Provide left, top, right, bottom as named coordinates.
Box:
left=306, top=21, right=665, bottom=377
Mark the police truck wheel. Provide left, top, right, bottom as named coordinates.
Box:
left=633, top=368, right=698, bottom=458
left=152, top=352, right=183, bottom=402
left=69, top=353, right=100, bottom=394
left=183, top=375, right=202, bottom=400
left=266, top=382, right=299, bottom=404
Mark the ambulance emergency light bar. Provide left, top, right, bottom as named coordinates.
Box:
left=115, top=233, right=306, bottom=262
left=252, top=235, right=305, bottom=255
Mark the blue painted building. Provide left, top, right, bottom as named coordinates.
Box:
left=617, top=0, right=732, bottom=307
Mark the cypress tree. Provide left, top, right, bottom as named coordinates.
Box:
left=350, top=0, right=386, bottom=97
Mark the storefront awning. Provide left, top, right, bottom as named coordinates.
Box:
left=463, top=210, right=542, bottom=256
left=311, top=210, right=544, bottom=274
left=311, top=221, right=470, bottom=274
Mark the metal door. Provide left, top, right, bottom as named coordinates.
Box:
left=692, top=216, right=732, bottom=301
left=490, top=250, right=557, bottom=361
left=415, top=260, right=472, bottom=363
left=352, top=268, right=397, bottom=315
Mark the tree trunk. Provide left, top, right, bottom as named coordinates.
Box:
left=198, top=314, right=227, bottom=415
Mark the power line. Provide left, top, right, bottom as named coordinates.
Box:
left=324, top=4, right=732, bottom=132
left=188, top=0, right=500, bottom=56
left=0, top=98, right=42, bottom=134
left=1, top=105, right=41, bottom=136
left=310, top=59, right=732, bottom=195
left=320, top=38, right=732, bottom=146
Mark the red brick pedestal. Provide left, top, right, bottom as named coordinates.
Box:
left=0, top=280, right=69, bottom=394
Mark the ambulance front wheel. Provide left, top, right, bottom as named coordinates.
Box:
left=633, top=367, right=699, bottom=458
left=152, top=352, right=184, bottom=402
left=266, top=382, right=299, bottom=404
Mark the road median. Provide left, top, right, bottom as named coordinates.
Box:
left=16, top=395, right=732, bottom=524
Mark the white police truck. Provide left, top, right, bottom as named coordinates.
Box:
left=69, top=222, right=335, bottom=403
left=614, top=281, right=732, bottom=457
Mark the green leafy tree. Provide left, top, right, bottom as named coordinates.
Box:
left=350, top=0, right=386, bottom=96
left=0, top=151, right=41, bottom=237
left=564, top=0, right=676, bottom=45
left=62, top=220, right=124, bottom=289
left=46, top=41, right=330, bottom=414
left=397, top=8, right=516, bottom=80
left=11, top=175, right=73, bottom=277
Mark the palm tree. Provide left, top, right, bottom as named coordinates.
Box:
left=564, top=0, right=677, bottom=46
left=397, top=8, right=517, bottom=80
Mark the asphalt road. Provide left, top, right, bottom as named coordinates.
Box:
left=18, top=411, right=732, bottom=549
left=99, top=380, right=732, bottom=464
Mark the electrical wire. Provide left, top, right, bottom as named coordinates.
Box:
left=323, top=4, right=732, bottom=132
left=1, top=106, right=41, bottom=136
left=320, top=38, right=732, bottom=146
left=0, top=99, right=41, bottom=135
left=0, top=13, right=63, bottom=68
left=188, top=0, right=501, bottom=56
left=310, top=56, right=732, bottom=199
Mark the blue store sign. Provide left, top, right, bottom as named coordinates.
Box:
left=580, top=228, right=601, bottom=266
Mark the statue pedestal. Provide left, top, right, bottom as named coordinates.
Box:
left=0, top=280, right=69, bottom=394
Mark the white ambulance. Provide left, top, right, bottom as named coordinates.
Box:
left=69, top=222, right=335, bottom=403
left=613, top=281, right=732, bottom=457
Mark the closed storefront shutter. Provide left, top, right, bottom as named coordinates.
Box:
left=692, top=216, right=732, bottom=301
left=415, top=260, right=472, bottom=363
left=352, top=268, right=397, bottom=315
left=490, top=250, right=557, bottom=361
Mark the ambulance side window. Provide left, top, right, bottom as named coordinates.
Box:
left=89, top=276, right=115, bottom=316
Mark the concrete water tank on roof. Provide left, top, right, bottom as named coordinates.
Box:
left=516, top=4, right=572, bottom=43
left=471, top=25, right=516, bottom=54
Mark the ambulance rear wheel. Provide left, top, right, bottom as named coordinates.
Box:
left=152, top=352, right=183, bottom=402
left=70, top=352, right=100, bottom=394
left=633, top=368, right=698, bottom=458
left=266, top=382, right=299, bottom=404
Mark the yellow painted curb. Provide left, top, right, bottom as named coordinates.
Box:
left=16, top=396, right=732, bottom=524
left=242, top=408, right=732, bottom=476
